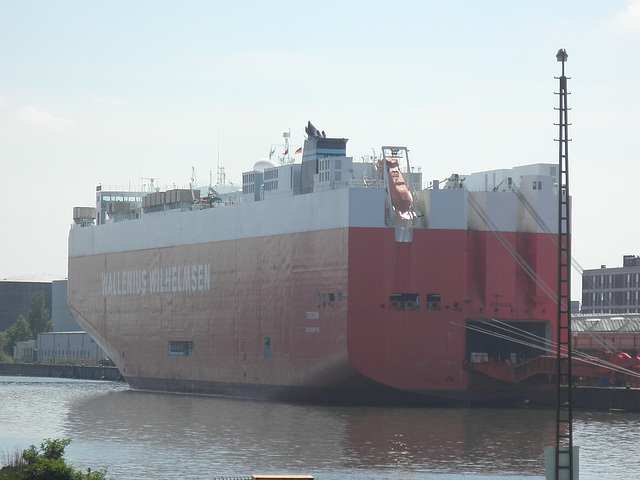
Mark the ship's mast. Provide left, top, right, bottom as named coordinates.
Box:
left=554, top=47, right=575, bottom=480
left=217, top=165, right=226, bottom=187
left=281, top=129, right=294, bottom=165
left=217, top=125, right=220, bottom=185
left=284, top=130, right=290, bottom=164
left=215, top=125, right=227, bottom=186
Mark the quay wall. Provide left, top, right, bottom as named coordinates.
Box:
left=0, top=362, right=124, bottom=382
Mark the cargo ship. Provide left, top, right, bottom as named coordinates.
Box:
left=68, top=121, right=569, bottom=406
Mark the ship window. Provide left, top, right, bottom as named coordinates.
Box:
left=317, top=291, right=344, bottom=309
left=426, top=294, right=442, bottom=310
left=389, top=293, right=420, bottom=310
left=168, top=341, right=194, bottom=357
left=264, top=337, right=271, bottom=359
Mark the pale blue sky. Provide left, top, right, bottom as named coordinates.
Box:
left=1, top=1, right=639, bottom=301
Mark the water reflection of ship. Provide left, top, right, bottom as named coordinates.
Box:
left=65, top=390, right=347, bottom=476
left=66, top=390, right=559, bottom=477
left=339, top=406, right=557, bottom=475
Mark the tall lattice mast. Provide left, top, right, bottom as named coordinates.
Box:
left=554, top=47, right=574, bottom=480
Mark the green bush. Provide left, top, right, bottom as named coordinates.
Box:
left=2, top=316, right=32, bottom=357
left=0, top=439, right=109, bottom=480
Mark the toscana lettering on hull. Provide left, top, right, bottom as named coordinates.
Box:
left=101, top=264, right=211, bottom=296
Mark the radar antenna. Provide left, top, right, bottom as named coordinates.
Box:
left=278, top=129, right=296, bottom=165
left=190, top=167, right=198, bottom=203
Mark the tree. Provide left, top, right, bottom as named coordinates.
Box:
left=0, top=331, right=8, bottom=361
left=2, top=316, right=32, bottom=357
left=16, top=438, right=109, bottom=480
left=20, top=439, right=76, bottom=480
left=27, top=292, right=51, bottom=336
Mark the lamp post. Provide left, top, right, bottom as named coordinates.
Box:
left=546, top=47, right=578, bottom=480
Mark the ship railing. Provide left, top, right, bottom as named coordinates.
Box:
left=310, top=179, right=385, bottom=191
left=110, top=212, right=141, bottom=223
left=469, top=355, right=639, bottom=385
left=513, top=356, right=557, bottom=380
left=70, top=221, right=95, bottom=229
left=347, top=179, right=385, bottom=189
left=468, top=356, right=558, bottom=382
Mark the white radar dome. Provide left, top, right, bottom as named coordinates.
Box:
left=253, top=159, right=276, bottom=172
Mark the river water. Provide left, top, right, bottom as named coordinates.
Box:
left=0, top=376, right=637, bottom=480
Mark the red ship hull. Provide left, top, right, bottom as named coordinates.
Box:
left=68, top=221, right=559, bottom=406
